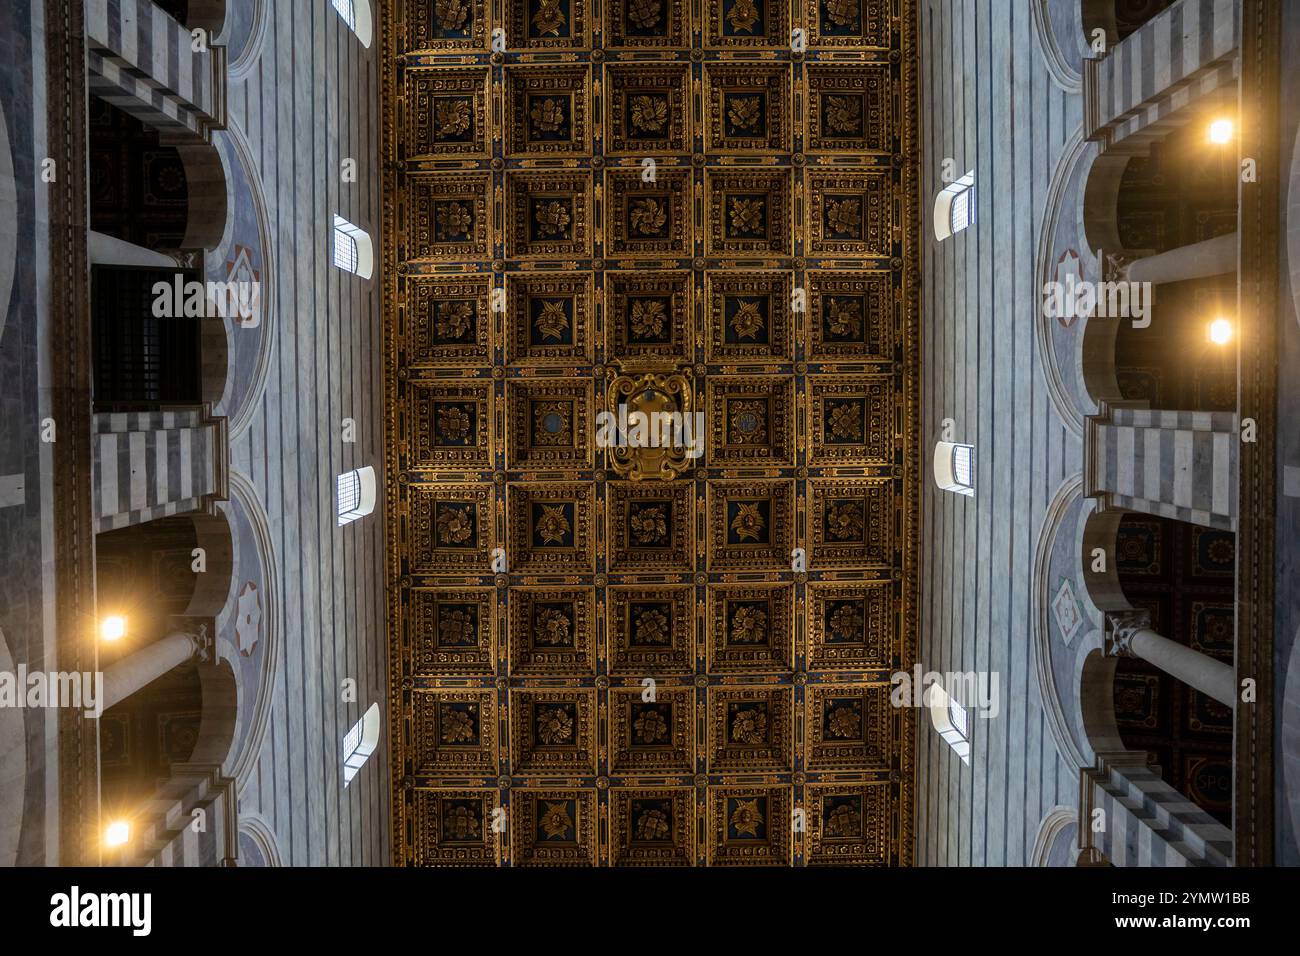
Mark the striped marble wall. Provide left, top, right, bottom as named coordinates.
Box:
left=1087, top=0, right=1241, bottom=150
left=1087, top=761, right=1233, bottom=866
left=1091, top=407, right=1238, bottom=530
left=92, top=408, right=227, bottom=532
left=84, top=0, right=225, bottom=141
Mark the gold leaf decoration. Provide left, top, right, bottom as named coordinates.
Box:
left=829, top=602, right=864, bottom=641
left=533, top=606, right=572, bottom=645
left=439, top=608, right=476, bottom=646
left=635, top=808, right=671, bottom=841
left=825, top=94, right=862, bottom=133
left=535, top=504, right=572, bottom=544
left=533, top=299, right=570, bottom=340
left=630, top=299, right=668, bottom=338
left=437, top=201, right=473, bottom=240
left=633, top=707, right=669, bottom=744
left=444, top=804, right=480, bottom=840
left=532, top=0, right=567, bottom=36
left=627, top=0, right=662, bottom=29
left=827, top=803, right=861, bottom=837
left=826, top=501, right=864, bottom=540
left=826, top=198, right=862, bottom=234
left=826, top=297, right=863, bottom=338
left=730, top=299, right=765, bottom=339
left=435, top=300, right=474, bottom=340
left=435, top=99, right=471, bottom=137
left=730, top=798, right=764, bottom=837
left=727, top=95, right=761, bottom=131
left=629, top=198, right=667, bottom=235
left=630, top=505, right=668, bottom=545
left=532, top=400, right=572, bottom=444
left=437, top=404, right=472, bottom=442
left=435, top=505, right=475, bottom=545
left=539, top=800, right=573, bottom=837
left=436, top=0, right=469, bottom=31
left=529, top=97, right=566, bottom=135
left=536, top=708, right=574, bottom=745
left=730, top=501, right=765, bottom=541
left=727, top=0, right=760, bottom=33
left=730, top=605, right=768, bottom=643
left=440, top=705, right=477, bottom=743
left=828, top=401, right=863, bottom=441
left=629, top=94, right=668, bottom=132
left=828, top=703, right=861, bottom=739
left=634, top=607, right=670, bottom=644
left=823, top=0, right=859, bottom=28
left=731, top=708, right=768, bottom=745
left=729, top=197, right=765, bottom=235
left=534, top=199, right=571, bottom=238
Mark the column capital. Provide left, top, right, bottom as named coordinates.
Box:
left=1105, top=609, right=1152, bottom=657
left=185, top=624, right=212, bottom=664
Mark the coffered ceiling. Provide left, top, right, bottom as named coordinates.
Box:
left=381, top=0, right=920, bottom=866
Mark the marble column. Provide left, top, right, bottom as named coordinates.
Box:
left=1123, top=233, right=1238, bottom=286
left=102, top=627, right=210, bottom=711
left=1108, top=610, right=1235, bottom=709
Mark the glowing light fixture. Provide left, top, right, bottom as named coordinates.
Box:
left=1208, top=118, right=1235, bottom=145
left=100, top=615, right=127, bottom=642
left=104, top=821, right=130, bottom=848
left=1208, top=318, right=1234, bottom=345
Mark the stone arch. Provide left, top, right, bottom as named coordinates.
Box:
left=218, top=471, right=281, bottom=788
left=1030, top=806, right=1079, bottom=866
left=1031, top=0, right=1086, bottom=94
left=1289, top=117, right=1300, bottom=332
left=175, top=143, right=230, bottom=255
left=1079, top=506, right=1135, bottom=615
left=237, top=813, right=283, bottom=866
left=1080, top=150, right=1133, bottom=259
left=190, top=658, right=238, bottom=769
left=227, top=0, right=271, bottom=80
left=1034, top=125, right=1096, bottom=436
left=1282, top=628, right=1300, bottom=862
left=1032, top=474, right=1098, bottom=770
left=182, top=511, right=237, bottom=620
left=210, top=123, right=276, bottom=439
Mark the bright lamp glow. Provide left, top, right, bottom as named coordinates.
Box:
left=100, top=616, right=127, bottom=642
left=104, top=821, right=130, bottom=848
left=1208, top=118, right=1234, bottom=144
left=1208, top=318, right=1234, bottom=345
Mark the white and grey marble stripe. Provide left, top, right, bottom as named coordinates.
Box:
left=92, top=412, right=217, bottom=532
left=84, top=0, right=221, bottom=141
left=1095, top=412, right=1237, bottom=530
left=1092, top=0, right=1240, bottom=148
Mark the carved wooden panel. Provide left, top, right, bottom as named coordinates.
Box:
left=383, top=0, right=920, bottom=866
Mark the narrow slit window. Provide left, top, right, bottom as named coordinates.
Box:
left=343, top=703, right=382, bottom=786
left=331, top=0, right=373, bottom=47
left=332, top=215, right=374, bottom=280
left=933, top=170, right=976, bottom=241
left=337, top=466, right=377, bottom=526
left=331, top=0, right=356, bottom=30
left=933, top=441, right=976, bottom=497
left=927, top=683, right=972, bottom=765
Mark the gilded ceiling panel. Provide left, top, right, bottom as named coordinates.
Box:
left=382, top=0, right=920, bottom=866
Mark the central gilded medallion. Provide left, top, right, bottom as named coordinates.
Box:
left=601, top=362, right=698, bottom=481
